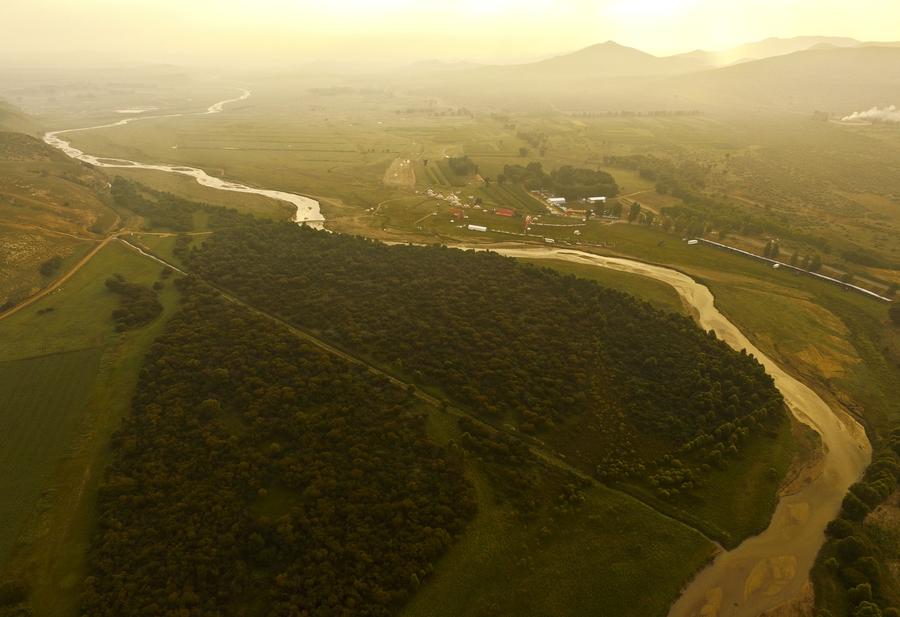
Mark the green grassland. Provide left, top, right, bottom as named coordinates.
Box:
left=517, top=257, right=686, bottom=314
left=0, top=348, right=102, bottom=564
left=401, top=406, right=716, bottom=617
left=0, top=241, right=181, bottom=616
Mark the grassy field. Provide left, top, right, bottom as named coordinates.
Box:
left=0, top=224, right=95, bottom=309
left=0, top=241, right=182, bottom=616
left=0, top=348, right=102, bottom=564
left=517, top=257, right=687, bottom=314
left=402, top=407, right=716, bottom=617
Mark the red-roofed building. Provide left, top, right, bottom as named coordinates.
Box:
left=495, top=208, right=516, bottom=217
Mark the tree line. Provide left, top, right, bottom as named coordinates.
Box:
left=498, top=162, right=619, bottom=200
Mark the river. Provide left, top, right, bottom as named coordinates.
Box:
left=481, top=246, right=871, bottom=617
left=43, top=87, right=871, bottom=615
left=43, top=89, right=325, bottom=229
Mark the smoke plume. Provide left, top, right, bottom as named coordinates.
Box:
left=841, top=105, right=900, bottom=123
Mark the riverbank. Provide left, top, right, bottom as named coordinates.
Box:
left=471, top=245, right=871, bottom=617
left=43, top=90, right=326, bottom=229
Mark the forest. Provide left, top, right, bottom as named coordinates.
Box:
left=498, top=162, right=619, bottom=200
left=187, top=222, right=785, bottom=498
left=110, top=178, right=255, bottom=231
left=105, top=273, right=163, bottom=331
left=82, top=277, right=475, bottom=616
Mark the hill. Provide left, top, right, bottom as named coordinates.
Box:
left=666, top=45, right=900, bottom=112
left=410, top=43, right=900, bottom=113
left=671, top=36, right=862, bottom=67
left=0, top=99, right=39, bottom=135
left=503, top=41, right=704, bottom=78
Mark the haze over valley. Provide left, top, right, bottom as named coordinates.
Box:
left=1, top=2, right=899, bottom=617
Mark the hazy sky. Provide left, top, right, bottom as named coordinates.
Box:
left=4, top=0, right=900, bottom=66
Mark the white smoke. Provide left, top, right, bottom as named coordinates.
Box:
left=841, top=105, right=900, bottom=123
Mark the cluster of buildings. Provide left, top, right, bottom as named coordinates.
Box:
left=542, top=194, right=607, bottom=218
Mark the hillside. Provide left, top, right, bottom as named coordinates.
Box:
left=503, top=41, right=704, bottom=78
left=666, top=45, right=900, bottom=112
left=0, top=99, right=39, bottom=135
left=0, top=132, right=115, bottom=310
left=670, top=36, right=862, bottom=67
left=410, top=44, right=900, bottom=113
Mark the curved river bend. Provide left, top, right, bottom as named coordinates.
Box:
left=484, top=247, right=870, bottom=617
left=43, top=89, right=871, bottom=616
left=43, top=90, right=325, bottom=229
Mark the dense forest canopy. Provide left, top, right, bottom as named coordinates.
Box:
left=188, top=222, right=784, bottom=496
left=83, top=278, right=474, bottom=616
left=498, top=162, right=619, bottom=200
left=111, top=177, right=255, bottom=231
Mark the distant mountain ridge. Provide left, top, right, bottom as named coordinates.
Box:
left=398, top=39, right=900, bottom=114
left=670, top=36, right=863, bottom=67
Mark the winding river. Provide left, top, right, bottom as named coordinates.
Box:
left=43, top=90, right=325, bottom=229
left=44, top=88, right=871, bottom=616
left=484, top=247, right=871, bottom=617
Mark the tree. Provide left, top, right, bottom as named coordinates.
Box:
left=519, top=147, right=530, bottom=157
left=628, top=202, right=642, bottom=223
left=853, top=602, right=883, bottom=617
left=889, top=305, right=900, bottom=327
left=886, top=283, right=897, bottom=298
left=39, top=255, right=63, bottom=276
left=810, top=254, right=823, bottom=272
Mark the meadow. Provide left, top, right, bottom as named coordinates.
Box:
left=0, top=348, right=102, bottom=564
left=404, top=408, right=715, bottom=617
left=0, top=241, right=182, bottom=616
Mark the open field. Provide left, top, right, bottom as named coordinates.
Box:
left=401, top=406, right=716, bottom=617
left=517, top=257, right=687, bottom=314
left=0, top=224, right=94, bottom=309
left=0, top=348, right=102, bottom=564
left=0, top=241, right=182, bottom=616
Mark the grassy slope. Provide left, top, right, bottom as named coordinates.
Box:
left=0, top=225, right=95, bottom=309
left=0, top=241, right=181, bottom=616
